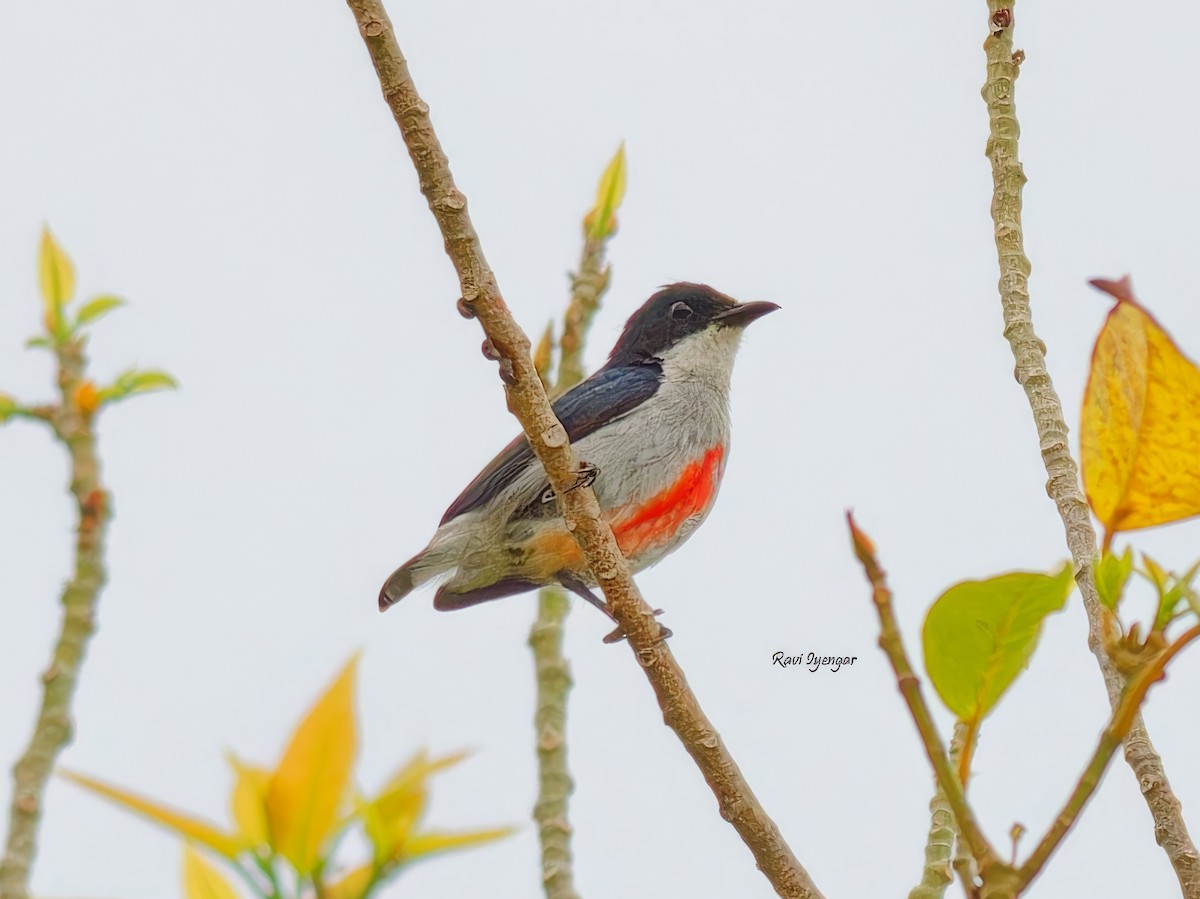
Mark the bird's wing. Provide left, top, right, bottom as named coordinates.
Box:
left=439, top=363, right=662, bottom=525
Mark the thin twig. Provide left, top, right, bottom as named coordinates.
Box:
left=979, top=5, right=1200, bottom=894
left=0, top=343, right=111, bottom=899
left=527, top=214, right=614, bottom=899
left=555, top=238, right=609, bottom=396
left=342, top=4, right=823, bottom=896
left=847, top=515, right=1007, bottom=888
left=1017, top=624, right=1200, bottom=889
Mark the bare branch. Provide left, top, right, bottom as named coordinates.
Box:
left=979, top=5, right=1200, bottom=893
left=1017, top=624, right=1200, bottom=889
left=342, top=4, right=823, bottom=896
left=847, top=515, right=1005, bottom=884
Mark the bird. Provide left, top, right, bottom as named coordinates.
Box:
left=379, top=282, right=778, bottom=640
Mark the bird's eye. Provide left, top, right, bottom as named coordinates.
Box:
left=670, top=301, right=694, bottom=320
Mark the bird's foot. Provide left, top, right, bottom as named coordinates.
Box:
left=602, top=609, right=671, bottom=645
left=567, top=461, right=600, bottom=493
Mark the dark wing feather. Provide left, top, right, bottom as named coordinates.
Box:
left=439, top=363, right=662, bottom=525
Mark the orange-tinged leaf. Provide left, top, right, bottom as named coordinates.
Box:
left=74, top=380, right=100, bottom=416
left=400, top=827, right=516, bottom=862
left=182, top=845, right=242, bottom=899
left=225, top=753, right=271, bottom=848
left=1082, top=276, right=1200, bottom=544
left=324, top=863, right=375, bottom=899
left=60, top=769, right=242, bottom=858
left=265, top=656, right=359, bottom=874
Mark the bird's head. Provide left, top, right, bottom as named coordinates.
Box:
left=606, top=283, right=779, bottom=381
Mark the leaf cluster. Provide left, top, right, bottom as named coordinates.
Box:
left=62, top=657, right=513, bottom=899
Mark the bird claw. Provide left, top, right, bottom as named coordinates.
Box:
left=568, top=462, right=600, bottom=493
left=602, top=609, right=670, bottom=645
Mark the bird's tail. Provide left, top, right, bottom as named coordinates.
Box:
left=379, top=548, right=444, bottom=611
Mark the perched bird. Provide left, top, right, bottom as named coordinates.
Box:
left=379, top=282, right=778, bottom=638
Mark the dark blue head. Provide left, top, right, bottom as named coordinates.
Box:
left=606, top=283, right=779, bottom=368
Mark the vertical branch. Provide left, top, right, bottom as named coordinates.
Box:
left=529, top=587, right=581, bottom=899
left=979, top=6, right=1200, bottom=894
left=0, top=342, right=110, bottom=899
left=342, top=5, right=824, bottom=896
left=528, top=208, right=614, bottom=899
left=909, top=724, right=969, bottom=899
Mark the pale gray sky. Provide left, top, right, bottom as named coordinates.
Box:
left=2, top=1, right=1199, bottom=897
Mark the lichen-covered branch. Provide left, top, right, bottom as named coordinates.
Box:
left=529, top=587, right=581, bottom=899
left=979, top=6, right=1199, bottom=894
left=0, top=342, right=111, bottom=899
left=342, top=4, right=822, bottom=896
left=909, top=724, right=969, bottom=899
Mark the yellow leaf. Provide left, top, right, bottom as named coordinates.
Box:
left=1082, top=276, right=1200, bottom=546
left=225, top=753, right=271, bottom=848
left=324, top=863, right=375, bottom=899
left=38, top=226, right=76, bottom=334
left=378, top=748, right=471, bottom=799
left=265, top=656, right=359, bottom=874
left=583, top=142, right=627, bottom=240
left=373, top=788, right=425, bottom=861
left=401, top=827, right=516, bottom=862
left=182, top=845, right=242, bottom=899
left=60, top=769, right=243, bottom=858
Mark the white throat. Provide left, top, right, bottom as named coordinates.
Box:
left=658, top=324, right=745, bottom=392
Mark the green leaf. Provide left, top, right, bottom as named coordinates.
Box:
left=1095, top=548, right=1134, bottom=610
left=584, top=142, right=627, bottom=240
left=923, top=566, right=1075, bottom=721
left=1141, top=554, right=1169, bottom=593
left=38, top=228, right=76, bottom=333
left=99, top=368, right=179, bottom=403
left=1139, top=555, right=1200, bottom=630
left=75, top=294, right=126, bottom=328
left=25, top=336, right=51, bottom=350
left=0, top=394, right=16, bottom=423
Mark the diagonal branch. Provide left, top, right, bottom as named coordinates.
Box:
left=0, top=343, right=111, bottom=899
left=1016, top=624, right=1200, bottom=890
left=342, top=4, right=823, bottom=897
left=979, top=5, right=1200, bottom=894
left=848, top=515, right=1004, bottom=888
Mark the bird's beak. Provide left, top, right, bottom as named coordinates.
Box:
left=714, top=301, right=780, bottom=328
